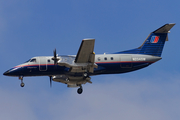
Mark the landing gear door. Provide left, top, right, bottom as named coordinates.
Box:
left=120, top=55, right=132, bottom=68
left=39, top=57, right=47, bottom=71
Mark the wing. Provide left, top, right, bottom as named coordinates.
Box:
left=55, top=38, right=98, bottom=73
left=75, top=39, right=95, bottom=63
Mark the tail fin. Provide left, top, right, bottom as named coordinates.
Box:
left=117, top=23, right=175, bottom=57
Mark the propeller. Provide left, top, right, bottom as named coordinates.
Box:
left=50, top=76, right=52, bottom=87
left=52, top=48, right=59, bottom=65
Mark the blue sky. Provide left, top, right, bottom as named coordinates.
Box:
left=1, top=0, right=180, bottom=119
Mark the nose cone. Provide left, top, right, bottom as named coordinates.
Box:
left=3, top=67, right=21, bottom=76
left=3, top=70, right=10, bottom=76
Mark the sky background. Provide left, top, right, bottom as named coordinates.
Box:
left=0, top=0, right=180, bottom=120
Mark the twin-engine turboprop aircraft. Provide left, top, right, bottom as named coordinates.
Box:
left=3, top=23, right=175, bottom=94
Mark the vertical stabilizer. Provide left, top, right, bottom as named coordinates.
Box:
left=116, top=23, right=175, bottom=57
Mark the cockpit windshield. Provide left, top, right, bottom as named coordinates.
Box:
left=25, top=58, right=36, bottom=63
left=30, top=59, right=36, bottom=62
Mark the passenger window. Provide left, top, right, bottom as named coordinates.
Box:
left=111, top=57, right=113, bottom=60
left=48, top=59, right=50, bottom=62
left=104, top=57, right=107, bottom=60
left=30, top=59, right=36, bottom=62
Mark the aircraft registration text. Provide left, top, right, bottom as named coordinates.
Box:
left=132, top=58, right=146, bottom=61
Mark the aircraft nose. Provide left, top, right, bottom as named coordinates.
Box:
left=3, top=67, right=18, bottom=76
left=3, top=66, right=23, bottom=76
left=3, top=70, right=10, bottom=76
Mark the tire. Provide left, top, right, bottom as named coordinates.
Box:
left=20, top=83, right=25, bottom=87
left=77, top=88, right=83, bottom=94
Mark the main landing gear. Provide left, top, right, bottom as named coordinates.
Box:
left=77, top=85, right=83, bottom=94
left=19, top=76, right=25, bottom=87
left=76, top=72, right=88, bottom=94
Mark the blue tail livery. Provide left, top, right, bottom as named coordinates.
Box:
left=3, top=23, right=175, bottom=94
left=116, top=23, right=175, bottom=57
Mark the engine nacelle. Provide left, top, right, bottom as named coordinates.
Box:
left=52, top=75, right=91, bottom=85
left=67, top=84, right=80, bottom=88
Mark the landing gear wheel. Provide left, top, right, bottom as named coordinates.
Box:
left=77, top=88, right=83, bottom=94
left=20, top=82, right=25, bottom=87
left=19, top=76, right=25, bottom=87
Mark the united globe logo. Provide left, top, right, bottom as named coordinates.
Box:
left=150, top=36, right=159, bottom=43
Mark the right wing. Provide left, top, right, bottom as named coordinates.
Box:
left=75, top=39, right=95, bottom=63
left=56, top=38, right=98, bottom=73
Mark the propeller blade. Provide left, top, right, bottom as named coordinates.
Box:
left=52, top=48, right=58, bottom=65
left=54, top=49, right=56, bottom=58
left=50, top=76, right=52, bottom=87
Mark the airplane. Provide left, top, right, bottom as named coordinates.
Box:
left=3, top=23, right=175, bottom=94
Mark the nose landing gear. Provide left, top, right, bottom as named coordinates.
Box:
left=19, top=76, right=25, bottom=87
left=20, top=82, right=25, bottom=87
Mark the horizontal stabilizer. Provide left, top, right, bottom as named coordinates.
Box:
left=153, top=23, right=175, bottom=33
